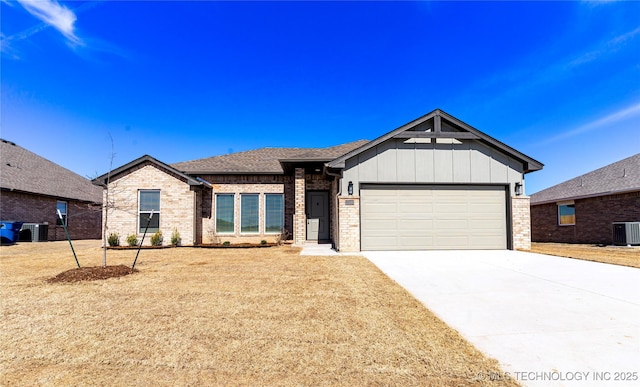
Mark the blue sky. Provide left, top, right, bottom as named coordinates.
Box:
left=1, top=0, right=639, bottom=194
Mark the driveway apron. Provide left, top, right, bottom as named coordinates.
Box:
left=364, top=250, right=640, bottom=386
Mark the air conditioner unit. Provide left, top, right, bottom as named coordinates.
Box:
left=612, top=222, right=640, bottom=246
left=19, top=223, right=49, bottom=242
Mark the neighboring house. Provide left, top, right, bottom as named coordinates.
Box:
left=0, top=139, right=102, bottom=241
left=530, top=153, right=640, bottom=245
left=93, top=109, right=542, bottom=251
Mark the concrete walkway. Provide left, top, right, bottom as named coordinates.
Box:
left=364, top=250, right=640, bottom=386
left=299, top=242, right=364, bottom=256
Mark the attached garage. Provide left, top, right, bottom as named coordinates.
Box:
left=360, top=185, right=507, bottom=250
left=327, top=109, right=544, bottom=252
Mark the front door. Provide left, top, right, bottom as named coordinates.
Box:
left=306, top=191, right=329, bottom=240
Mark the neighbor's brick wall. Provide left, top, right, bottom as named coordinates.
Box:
left=0, top=190, right=101, bottom=240
left=338, top=196, right=360, bottom=252
left=105, top=163, right=195, bottom=246
left=511, top=196, right=531, bottom=250
left=531, top=191, right=640, bottom=244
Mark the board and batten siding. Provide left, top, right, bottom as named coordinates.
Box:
left=341, top=139, right=524, bottom=195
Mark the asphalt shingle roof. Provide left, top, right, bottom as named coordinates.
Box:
left=530, top=153, right=640, bottom=204
left=0, top=139, right=102, bottom=203
left=171, top=140, right=369, bottom=174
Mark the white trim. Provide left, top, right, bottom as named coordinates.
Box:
left=138, top=190, right=160, bottom=233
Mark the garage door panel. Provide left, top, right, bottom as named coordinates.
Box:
left=361, top=185, right=507, bottom=250
left=399, top=236, right=435, bottom=248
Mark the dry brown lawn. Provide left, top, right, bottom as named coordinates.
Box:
left=529, top=242, right=640, bottom=268
left=1, top=241, right=517, bottom=386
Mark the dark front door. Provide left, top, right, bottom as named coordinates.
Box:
left=306, top=191, right=329, bottom=240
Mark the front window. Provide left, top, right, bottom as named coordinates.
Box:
left=241, top=194, right=259, bottom=233
left=265, top=194, right=284, bottom=233
left=139, top=190, right=160, bottom=233
left=216, top=194, right=235, bottom=233
left=558, top=203, right=575, bottom=226
left=56, top=201, right=67, bottom=226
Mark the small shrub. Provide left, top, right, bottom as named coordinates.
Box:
left=107, top=232, right=120, bottom=247
left=171, top=228, right=181, bottom=246
left=150, top=231, right=163, bottom=247
left=261, top=240, right=267, bottom=245
left=223, top=241, right=230, bottom=246
left=275, top=229, right=290, bottom=246
left=126, top=234, right=138, bottom=247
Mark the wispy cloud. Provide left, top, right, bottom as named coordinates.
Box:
left=15, top=0, right=82, bottom=45
left=567, top=26, right=640, bottom=68
left=538, top=102, right=640, bottom=145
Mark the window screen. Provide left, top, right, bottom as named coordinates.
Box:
left=216, top=194, right=235, bottom=233
left=241, top=194, right=259, bottom=233
left=265, top=194, right=284, bottom=233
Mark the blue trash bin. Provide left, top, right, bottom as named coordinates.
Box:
left=0, top=221, right=24, bottom=244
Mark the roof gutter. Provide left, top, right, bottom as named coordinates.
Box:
left=531, top=187, right=640, bottom=206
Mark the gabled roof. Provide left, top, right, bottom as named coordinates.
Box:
left=0, top=139, right=102, bottom=203
left=171, top=140, right=369, bottom=174
left=326, top=109, right=543, bottom=173
left=531, top=153, right=640, bottom=205
left=92, top=155, right=206, bottom=187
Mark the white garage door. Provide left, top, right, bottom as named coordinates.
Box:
left=360, top=185, right=507, bottom=250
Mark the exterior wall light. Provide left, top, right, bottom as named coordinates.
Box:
left=348, top=181, right=354, bottom=196
left=515, top=182, right=523, bottom=196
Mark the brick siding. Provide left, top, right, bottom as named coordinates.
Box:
left=511, top=196, right=531, bottom=250
left=293, top=168, right=306, bottom=245
left=105, top=163, right=196, bottom=246
left=531, top=191, right=640, bottom=244
left=0, top=190, right=101, bottom=240
left=337, top=196, right=360, bottom=252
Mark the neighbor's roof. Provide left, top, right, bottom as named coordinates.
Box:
left=530, top=153, right=640, bottom=205
left=0, top=139, right=102, bottom=203
left=172, top=140, right=369, bottom=174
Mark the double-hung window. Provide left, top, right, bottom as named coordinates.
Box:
left=557, top=202, right=575, bottom=226
left=241, top=194, right=259, bottom=233
left=265, top=194, right=284, bottom=233
left=216, top=194, right=235, bottom=233
left=139, top=190, right=160, bottom=233
left=56, top=201, right=68, bottom=226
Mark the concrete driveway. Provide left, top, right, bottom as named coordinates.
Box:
left=363, top=250, right=640, bottom=386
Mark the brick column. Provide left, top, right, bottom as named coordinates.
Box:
left=511, top=196, right=531, bottom=250
left=293, top=168, right=306, bottom=245
left=338, top=196, right=360, bottom=252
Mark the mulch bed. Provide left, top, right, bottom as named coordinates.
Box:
left=47, top=265, right=138, bottom=283
left=194, top=243, right=277, bottom=248
left=106, top=245, right=175, bottom=250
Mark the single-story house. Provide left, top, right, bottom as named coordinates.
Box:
left=530, top=153, right=640, bottom=245
left=93, top=109, right=542, bottom=251
left=0, top=139, right=103, bottom=241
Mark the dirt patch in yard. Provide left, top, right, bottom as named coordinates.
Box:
left=47, top=265, right=138, bottom=283
left=529, top=242, right=640, bottom=268
left=1, top=240, right=517, bottom=386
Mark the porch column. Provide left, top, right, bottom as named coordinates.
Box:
left=511, top=195, right=531, bottom=250
left=293, top=167, right=306, bottom=245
